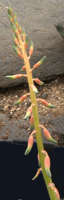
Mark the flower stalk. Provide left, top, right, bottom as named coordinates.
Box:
left=7, top=7, right=60, bottom=200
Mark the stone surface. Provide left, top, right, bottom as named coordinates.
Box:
left=0, top=0, right=64, bottom=88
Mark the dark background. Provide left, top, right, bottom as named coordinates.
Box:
left=0, top=142, right=64, bottom=200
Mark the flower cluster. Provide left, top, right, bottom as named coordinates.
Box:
left=7, top=7, right=61, bottom=200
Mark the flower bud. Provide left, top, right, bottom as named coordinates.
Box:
left=33, top=78, right=44, bottom=86
left=32, top=56, right=46, bottom=71
left=29, top=115, right=34, bottom=129
left=48, top=183, right=60, bottom=200
left=40, top=124, right=57, bottom=144
left=25, top=134, right=34, bottom=155
left=6, top=74, right=27, bottom=79
left=29, top=41, right=34, bottom=57
left=32, top=168, right=42, bottom=181
left=37, top=98, right=55, bottom=108
left=42, top=150, right=51, bottom=178
left=31, top=84, right=38, bottom=93
left=24, top=105, right=32, bottom=120
left=15, top=93, right=30, bottom=105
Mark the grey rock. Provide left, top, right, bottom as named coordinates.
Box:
left=0, top=111, right=64, bottom=148
left=0, top=0, right=64, bottom=88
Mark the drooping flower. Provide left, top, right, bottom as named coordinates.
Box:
left=37, top=98, right=55, bottom=108
left=29, top=41, right=34, bottom=57
left=32, top=168, right=42, bottom=181
left=41, top=150, right=51, bottom=178
left=40, top=124, right=57, bottom=144
left=33, top=78, right=44, bottom=86
left=15, top=93, right=30, bottom=105
left=32, top=56, right=46, bottom=71
left=25, top=134, right=34, bottom=155
left=6, top=74, right=27, bottom=79
left=24, top=105, right=32, bottom=120
left=31, top=84, right=38, bottom=93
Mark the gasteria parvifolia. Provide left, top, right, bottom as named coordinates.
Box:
left=7, top=7, right=61, bottom=200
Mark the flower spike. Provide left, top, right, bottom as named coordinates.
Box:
left=32, top=168, right=42, bottom=181
left=25, top=134, right=34, bottom=155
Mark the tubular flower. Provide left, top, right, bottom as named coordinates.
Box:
left=33, top=78, right=44, bottom=86
left=48, top=183, right=60, bottom=200
left=21, top=65, right=26, bottom=71
left=37, top=98, right=55, bottom=108
left=32, top=168, right=42, bottom=181
left=41, top=150, right=51, bottom=178
left=15, top=93, right=30, bottom=105
left=40, top=124, right=57, bottom=144
left=25, top=134, right=34, bottom=155
left=24, top=105, right=32, bottom=120
left=29, top=41, right=34, bottom=57
left=31, top=84, right=38, bottom=93
left=13, top=45, right=24, bottom=59
left=22, top=30, right=26, bottom=42
left=32, top=56, right=46, bottom=71
left=6, top=74, right=27, bottom=79
left=29, top=115, right=34, bottom=129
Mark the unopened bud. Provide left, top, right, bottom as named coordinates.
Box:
left=32, top=56, right=46, bottom=71
left=32, top=168, right=42, bottom=181
left=48, top=183, right=60, bottom=200
left=29, top=41, right=34, bottom=57
left=31, top=84, right=38, bottom=93
left=25, top=134, right=34, bottom=155
left=33, top=78, right=44, bottom=86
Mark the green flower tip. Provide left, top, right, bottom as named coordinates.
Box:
left=24, top=147, right=31, bottom=156
left=6, top=75, right=13, bottom=79
left=40, top=56, right=47, bottom=64
left=8, top=7, right=13, bottom=16
left=48, top=103, right=56, bottom=108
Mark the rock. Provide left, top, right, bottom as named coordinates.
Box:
left=0, top=111, right=64, bottom=148
left=0, top=0, right=64, bottom=88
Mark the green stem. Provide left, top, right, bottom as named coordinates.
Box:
left=20, top=42, right=58, bottom=200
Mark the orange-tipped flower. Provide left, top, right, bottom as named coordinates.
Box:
left=33, top=78, right=44, bottom=86
left=32, top=56, right=46, bottom=71
left=42, top=150, right=51, bottom=178
left=13, top=45, right=23, bottom=59
left=37, top=98, right=55, bottom=108
left=6, top=74, right=27, bottom=79
left=13, top=35, right=19, bottom=46
left=22, top=30, right=26, bottom=42
left=32, top=168, right=42, bottom=181
left=15, top=93, right=30, bottom=105
left=25, top=134, right=34, bottom=155
left=40, top=124, right=57, bottom=144
left=29, top=41, right=34, bottom=57
left=48, top=183, right=60, bottom=200
left=31, top=84, right=38, bottom=93
left=29, top=115, right=34, bottom=129
left=24, top=105, right=32, bottom=120
left=21, top=65, right=26, bottom=72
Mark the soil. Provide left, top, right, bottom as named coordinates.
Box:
left=0, top=77, right=64, bottom=145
